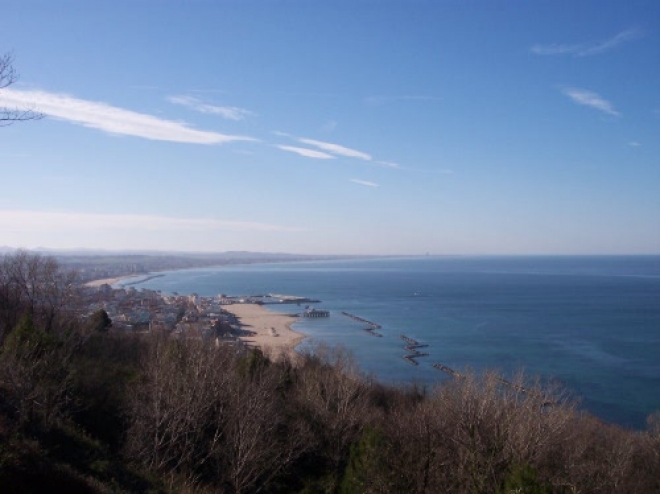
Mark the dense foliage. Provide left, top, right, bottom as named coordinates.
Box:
left=0, top=252, right=659, bottom=493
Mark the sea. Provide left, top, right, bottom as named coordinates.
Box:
left=120, top=256, right=660, bottom=430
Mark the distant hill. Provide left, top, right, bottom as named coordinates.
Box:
left=17, top=250, right=375, bottom=283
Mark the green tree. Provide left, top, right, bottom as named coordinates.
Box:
left=86, top=309, right=112, bottom=333
left=0, top=314, right=78, bottom=427
left=500, top=463, right=552, bottom=494
left=340, top=426, right=386, bottom=494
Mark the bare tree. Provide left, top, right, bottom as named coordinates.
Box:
left=221, top=363, right=309, bottom=494
left=0, top=250, right=79, bottom=342
left=292, top=345, right=372, bottom=490
left=126, top=336, right=233, bottom=485
left=127, top=339, right=311, bottom=492
left=0, top=52, right=43, bottom=126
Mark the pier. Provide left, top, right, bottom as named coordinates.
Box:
left=301, top=308, right=330, bottom=318
left=222, top=294, right=321, bottom=305
left=266, top=293, right=321, bottom=304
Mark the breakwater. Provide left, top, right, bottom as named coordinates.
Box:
left=399, top=334, right=419, bottom=345
left=400, top=334, right=429, bottom=365
left=262, top=298, right=321, bottom=305
left=121, top=274, right=165, bottom=286
left=399, top=335, right=428, bottom=352
left=341, top=312, right=381, bottom=329
left=433, top=363, right=463, bottom=378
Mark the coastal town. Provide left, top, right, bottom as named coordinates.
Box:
left=79, top=281, right=312, bottom=360
left=79, top=279, right=443, bottom=368
left=82, top=282, right=241, bottom=340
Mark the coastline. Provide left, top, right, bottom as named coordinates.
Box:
left=79, top=256, right=660, bottom=429
left=84, top=270, right=309, bottom=363
left=221, top=303, right=307, bottom=363
left=84, top=274, right=140, bottom=287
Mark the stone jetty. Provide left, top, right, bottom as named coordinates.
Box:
left=341, top=312, right=382, bottom=329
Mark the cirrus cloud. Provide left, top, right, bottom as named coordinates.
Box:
left=167, top=95, right=255, bottom=121
left=277, top=145, right=335, bottom=159
left=562, top=87, right=620, bottom=116
left=0, top=88, right=255, bottom=144
left=299, top=138, right=372, bottom=161
left=375, top=160, right=401, bottom=169
left=350, top=179, right=379, bottom=187
left=531, top=28, right=642, bottom=57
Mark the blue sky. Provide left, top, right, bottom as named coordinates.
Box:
left=1, top=0, right=658, bottom=255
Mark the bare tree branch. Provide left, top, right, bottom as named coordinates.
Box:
left=0, top=52, right=43, bottom=125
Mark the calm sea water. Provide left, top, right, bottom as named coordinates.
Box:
left=125, top=256, right=660, bottom=429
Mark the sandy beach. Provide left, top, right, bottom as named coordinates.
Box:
left=84, top=275, right=137, bottom=287
left=84, top=274, right=308, bottom=362
left=222, top=303, right=307, bottom=363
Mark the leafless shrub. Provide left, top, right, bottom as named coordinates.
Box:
left=377, top=370, right=577, bottom=493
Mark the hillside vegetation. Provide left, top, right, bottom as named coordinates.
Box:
left=1, top=252, right=659, bottom=493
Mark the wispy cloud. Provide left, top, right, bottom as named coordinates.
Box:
left=350, top=179, right=379, bottom=187
left=167, top=95, right=255, bottom=121
left=401, top=166, right=453, bottom=175
left=0, top=210, right=302, bottom=233
left=322, top=120, right=337, bottom=132
left=277, top=145, right=335, bottom=159
left=299, top=138, right=372, bottom=161
left=628, top=141, right=641, bottom=147
left=274, top=132, right=402, bottom=168
left=130, top=85, right=160, bottom=90
left=375, top=160, right=401, bottom=169
left=271, top=130, right=291, bottom=138
left=187, top=88, right=229, bottom=94
left=0, top=89, right=255, bottom=144
left=562, top=87, right=620, bottom=116
left=364, top=95, right=441, bottom=105
left=531, top=28, right=642, bottom=57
